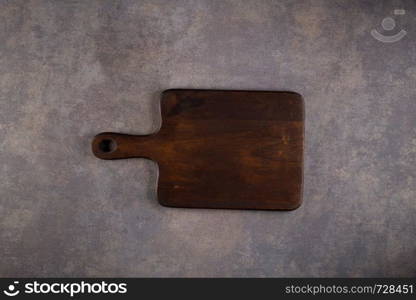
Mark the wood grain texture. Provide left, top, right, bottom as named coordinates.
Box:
left=92, top=89, right=304, bottom=210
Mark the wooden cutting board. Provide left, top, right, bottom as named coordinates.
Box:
left=92, top=89, right=304, bottom=210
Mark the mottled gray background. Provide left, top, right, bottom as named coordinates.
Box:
left=0, top=0, right=415, bottom=277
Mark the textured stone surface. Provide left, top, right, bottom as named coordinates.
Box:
left=0, top=0, right=415, bottom=277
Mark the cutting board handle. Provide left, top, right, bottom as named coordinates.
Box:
left=91, top=132, right=159, bottom=160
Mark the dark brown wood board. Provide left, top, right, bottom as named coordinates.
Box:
left=92, top=89, right=304, bottom=210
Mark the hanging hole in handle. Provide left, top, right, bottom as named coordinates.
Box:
left=98, top=138, right=117, bottom=153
